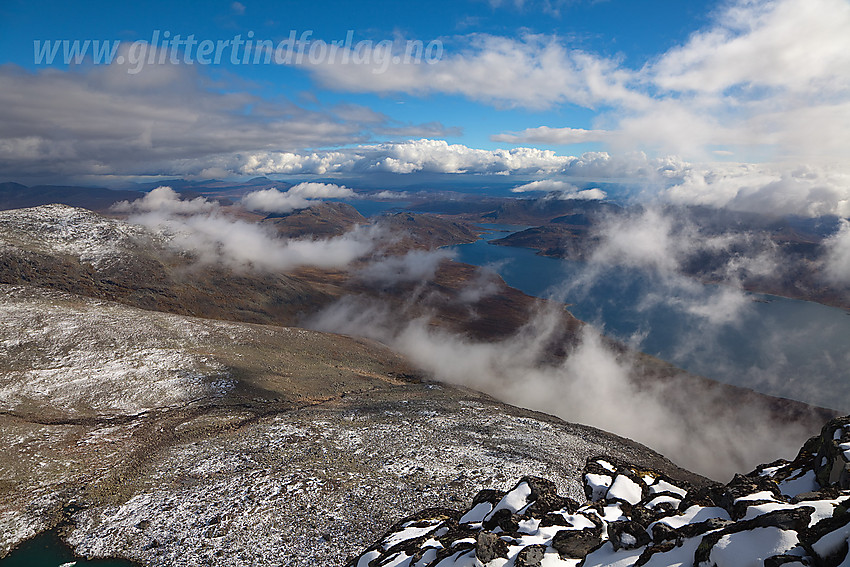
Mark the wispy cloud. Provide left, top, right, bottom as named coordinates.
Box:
left=113, top=186, right=378, bottom=271
left=356, top=248, right=457, bottom=285
left=307, top=294, right=818, bottom=480
left=822, top=220, right=850, bottom=286
left=492, top=126, right=610, bottom=145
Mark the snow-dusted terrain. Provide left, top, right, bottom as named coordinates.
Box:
left=0, top=284, right=700, bottom=566
left=2, top=202, right=846, bottom=567
left=350, top=417, right=850, bottom=567
left=0, top=285, right=234, bottom=416
left=0, top=203, right=165, bottom=270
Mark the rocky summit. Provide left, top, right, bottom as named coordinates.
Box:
left=350, top=416, right=850, bottom=567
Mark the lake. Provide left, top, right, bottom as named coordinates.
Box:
left=0, top=529, right=140, bottom=567
left=452, top=225, right=850, bottom=412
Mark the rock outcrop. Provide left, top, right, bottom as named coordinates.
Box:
left=349, top=416, right=850, bottom=567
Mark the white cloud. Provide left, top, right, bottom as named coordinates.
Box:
left=298, top=34, right=640, bottom=111
left=473, top=0, right=850, bottom=169
left=227, top=146, right=850, bottom=217
left=240, top=188, right=312, bottom=214
left=570, top=206, right=776, bottom=328
left=307, top=296, right=813, bottom=480
left=207, top=144, right=850, bottom=217
left=589, top=208, right=684, bottom=274
left=114, top=186, right=377, bottom=271
left=822, top=220, right=850, bottom=286
left=492, top=126, right=610, bottom=145
left=511, top=180, right=606, bottom=200
left=0, top=55, right=448, bottom=183
left=3, top=0, right=848, bottom=221
left=651, top=0, right=850, bottom=96
left=288, top=182, right=355, bottom=199
left=0, top=57, right=367, bottom=182
left=240, top=183, right=356, bottom=214
left=371, top=190, right=408, bottom=200
left=661, top=163, right=850, bottom=218
left=113, top=186, right=218, bottom=214
left=626, top=0, right=850, bottom=162
left=357, top=248, right=457, bottom=285
left=229, top=139, right=576, bottom=176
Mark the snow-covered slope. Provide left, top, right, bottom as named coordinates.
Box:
left=350, top=416, right=850, bottom=567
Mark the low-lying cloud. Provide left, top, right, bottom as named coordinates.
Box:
left=822, top=220, right=850, bottom=286
left=356, top=248, right=457, bottom=285
left=240, top=182, right=356, bottom=214
left=113, top=186, right=378, bottom=271
left=512, top=180, right=606, bottom=200
left=553, top=204, right=850, bottom=412
left=303, top=198, right=847, bottom=479
left=307, top=294, right=816, bottom=481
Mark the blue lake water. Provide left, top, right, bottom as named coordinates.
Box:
left=452, top=226, right=850, bottom=411
left=0, top=529, right=140, bottom=567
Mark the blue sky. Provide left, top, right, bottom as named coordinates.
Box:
left=0, top=0, right=849, bottom=216
left=0, top=0, right=712, bottom=151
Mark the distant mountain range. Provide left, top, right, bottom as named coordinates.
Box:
left=0, top=181, right=144, bottom=211
left=0, top=178, right=292, bottom=211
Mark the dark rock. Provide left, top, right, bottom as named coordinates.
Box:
left=482, top=508, right=520, bottom=533
left=678, top=485, right=724, bottom=511
left=792, top=488, right=845, bottom=502
left=801, top=417, right=850, bottom=489
left=551, top=528, right=604, bottom=559
left=475, top=532, right=508, bottom=563
left=431, top=544, right=476, bottom=565
left=539, top=512, right=576, bottom=529
left=472, top=489, right=506, bottom=506
left=651, top=521, right=681, bottom=543
left=764, top=554, right=812, bottom=567
left=635, top=541, right=678, bottom=567
left=519, top=476, right=578, bottom=516
left=607, top=520, right=651, bottom=551
left=376, top=508, right=459, bottom=556
left=677, top=517, right=735, bottom=539
left=630, top=504, right=663, bottom=527
left=800, top=506, right=850, bottom=562
left=515, top=544, right=546, bottom=566
left=436, top=521, right=478, bottom=550
left=722, top=474, right=785, bottom=519
left=749, top=507, right=814, bottom=532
